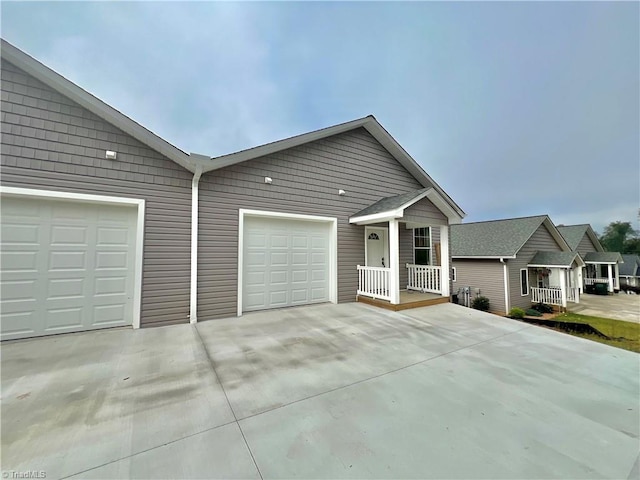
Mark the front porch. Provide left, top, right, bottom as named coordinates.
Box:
left=527, top=251, right=584, bottom=309
left=582, top=252, right=624, bottom=293
left=349, top=188, right=459, bottom=310
left=356, top=290, right=449, bottom=311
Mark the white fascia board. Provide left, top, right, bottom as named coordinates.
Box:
left=452, top=255, right=517, bottom=260
left=585, top=260, right=618, bottom=265
left=349, top=210, right=403, bottom=225
left=528, top=263, right=573, bottom=269
left=1, top=39, right=196, bottom=173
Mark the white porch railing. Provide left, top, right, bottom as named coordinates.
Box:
left=566, top=287, right=580, bottom=303
left=357, top=265, right=391, bottom=301
left=585, top=278, right=609, bottom=285
left=531, top=287, right=563, bottom=306
left=406, top=264, right=441, bottom=294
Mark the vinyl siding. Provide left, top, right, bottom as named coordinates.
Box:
left=198, top=127, right=448, bottom=320
left=508, top=223, right=564, bottom=310
left=451, top=259, right=506, bottom=314
left=0, top=59, right=192, bottom=327
left=576, top=235, right=599, bottom=256
left=403, top=197, right=448, bottom=225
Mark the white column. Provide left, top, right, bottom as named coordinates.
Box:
left=573, top=267, right=581, bottom=303
left=389, top=219, right=400, bottom=304
left=559, top=269, right=567, bottom=308
left=614, top=263, right=620, bottom=291
left=607, top=264, right=614, bottom=293
left=440, top=225, right=450, bottom=297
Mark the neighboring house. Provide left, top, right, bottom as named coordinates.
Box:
left=619, top=254, right=640, bottom=288
left=451, top=215, right=584, bottom=315
left=556, top=224, right=623, bottom=293
left=0, top=39, right=464, bottom=341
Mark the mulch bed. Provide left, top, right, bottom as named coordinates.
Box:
left=518, top=316, right=610, bottom=339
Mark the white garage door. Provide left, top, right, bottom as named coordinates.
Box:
left=243, top=216, right=331, bottom=312
left=1, top=195, right=138, bottom=340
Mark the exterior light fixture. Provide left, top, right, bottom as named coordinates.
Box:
left=264, top=177, right=273, bottom=184
left=338, top=189, right=346, bottom=196
left=105, top=150, right=117, bottom=160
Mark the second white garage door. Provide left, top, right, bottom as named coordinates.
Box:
left=243, top=216, right=332, bottom=312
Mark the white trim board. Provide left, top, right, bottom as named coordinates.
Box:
left=0, top=186, right=145, bottom=329
left=237, top=209, right=338, bottom=316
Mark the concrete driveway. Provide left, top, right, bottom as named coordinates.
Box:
left=570, top=292, right=640, bottom=323
left=2, top=303, right=638, bottom=479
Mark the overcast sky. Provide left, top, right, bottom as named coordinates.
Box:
left=2, top=1, right=638, bottom=234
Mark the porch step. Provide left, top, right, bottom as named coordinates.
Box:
left=356, top=295, right=450, bottom=311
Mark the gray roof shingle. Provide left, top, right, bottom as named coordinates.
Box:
left=351, top=188, right=430, bottom=218
left=451, top=216, right=549, bottom=257
left=584, top=252, right=623, bottom=263
left=556, top=225, right=590, bottom=250
left=620, top=254, right=640, bottom=276
left=529, top=251, right=581, bottom=267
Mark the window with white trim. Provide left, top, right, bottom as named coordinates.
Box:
left=452, top=267, right=457, bottom=282
left=414, top=227, right=431, bottom=265
left=520, top=268, right=529, bottom=296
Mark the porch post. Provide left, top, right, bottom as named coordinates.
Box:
left=559, top=269, right=567, bottom=308
left=389, top=219, right=400, bottom=304
left=573, top=267, right=580, bottom=303
left=614, top=263, right=620, bottom=291
left=607, top=264, right=614, bottom=293
left=440, top=225, right=450, bottom=297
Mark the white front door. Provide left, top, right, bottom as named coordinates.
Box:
left=366, top=227, right=389, bottom=268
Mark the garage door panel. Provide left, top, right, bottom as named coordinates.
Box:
left=1, top=195, right=137, bottom=340
left=270, top=252, right=288, bottom=266
left=95, top=251, right=129, bottom=269
left=243, top=216, right=331, bottom=312
left=50, top=225, right=88, bottom=245
left=270, top=271, right=288, bottom=285
left=97, top=227, right=130, bottom=246
left=1, top=311, right=36, bottom=336
left=2, top=223, right=39, bottom=243
left=47, top=278, right=84, bottom=299
left=46, top=307, right=83, bottom=330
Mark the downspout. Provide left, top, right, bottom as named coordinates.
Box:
left=500, top=258, right=510, bottom=314
left=190, top=166, right=203, bottom=324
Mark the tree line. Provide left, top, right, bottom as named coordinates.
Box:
left=599, top=221, right=640, bottom=255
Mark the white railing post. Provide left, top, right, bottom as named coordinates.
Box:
left=607, top=264, right=614, bottom=293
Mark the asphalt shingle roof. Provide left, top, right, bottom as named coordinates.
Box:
left=529, top=251, right=581, bottom=267
left=584, top=252, right=623, bottom=264
left=556, top=225, right=590, bottom=251
left=451, top=215, right=548, bottom=257
left=620, top=254, right=640, bottom=276
left=351, top=188, right=430, bottom=218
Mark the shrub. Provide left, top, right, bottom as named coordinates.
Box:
left=525, top=308, right=543, bottom=317
left=471, top=296, right=490, bottom=311
left=532, top=302, right=554, bottom=314
left=509, top=307, right=525, bottom=319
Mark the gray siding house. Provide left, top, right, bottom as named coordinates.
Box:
left=1, top=39, right=464, bottom=340
left=451, top=216, right=584, bottom=315
left=556, top=224, right=623, bottom=293
left=619, top=254, right=640, bottom=288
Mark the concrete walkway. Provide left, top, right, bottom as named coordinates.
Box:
left=2, top=303, right=638, bottom=479
left=570, top=292, right=640, bottom=323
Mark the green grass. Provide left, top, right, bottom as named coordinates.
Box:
left=555, top=312, right=640, bottom=353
